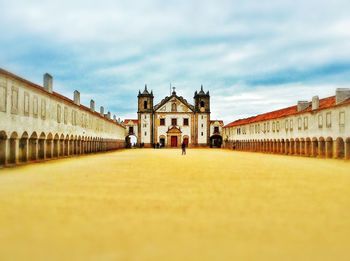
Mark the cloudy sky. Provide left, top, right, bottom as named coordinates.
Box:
left=1, top=0, right=350, bottom=123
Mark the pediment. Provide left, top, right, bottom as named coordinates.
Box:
left=166, top=126, right=182, bottom=134
left=155, top=95, right=194, bottom=113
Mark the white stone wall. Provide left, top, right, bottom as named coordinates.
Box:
left=223, top=105, right=350, bottom=142
left=140, top=113, right=151, bottom=144
left=156, top=113, right=192, bottom=144
left=197, top=114, right=208, bottom=144
left=0, top=72, right=125, bottom=140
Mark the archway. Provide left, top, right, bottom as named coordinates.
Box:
left=290, top=139, right=295, bottom=155
left=326, top=137, right=333, bottom=158
left=59, top=134, right=65, bottom=157
left=295, top=139, right=300, bottom=155
left=46, top=133, right=53, bottom=159
left=210, top=134, right=222, bottom=148
left=0, top=131, right=7, bottom=166
left=305, top=138, right=311, bottom=156
left=38, top=132, right=46, bottom=160
left=19, top=132, right=29, bottom=163
left=318, top=137, right=325, bottom=157
left=335, top=137, right=345, bottom=159
left=346, top=138, right=350, bottom=160
left=9, top=132, right=18, bottom=164
left=53, top=134, right=59, bottom=157
left=29, top=132, right=38, bottom=161
left=64, top=135, right=69, bottom=156
left=311, top=137, right=318, bottom=157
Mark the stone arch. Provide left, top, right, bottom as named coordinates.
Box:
left=305, top=138, right=311, bottom=156
left=318, top=137, right=325, bottom=157
left=326, top=137, right=333, bottom=158
left=346, top=138, right=350, bottom=160
left=77, top=135, right=82, bottom=154
left=311, top=137, right=318, bottom=157
left=53, top=134, right=60, bottom=158
left=29, top=132, right=38, bottom=161
left=64, top=134, right=69, bottom=156
left=59, top=134, right=65, bottom=157
left=19, top=131, right=29, bottom=163
left=69, top=135, right=74, bottom=155
left=335, top=137, right=345, bottom=159
left=9, top=132, right=18, bottom=164
left=38, top=132, right=46, bottom=160
left=281, top=139, right=285, bottom=154
left=290, top=138, right=295, bottom=155
left=0, top=131, right=8, bottom=166
left=295, top=138, right=300, bottom=155
left=300, top=138, right=305, bottom=155
left=46, top=133, right=53, bottom=159
left=285, top=139, right=290, bottom=154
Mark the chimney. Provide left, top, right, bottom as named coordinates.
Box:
left=90, top=99, right=95, bottom=111
left=336, top=88, right=350, bottom=104
left=107, top=111, right=111, bottom=119
left=297, top=101, right=309, bottom=112
left=43, top=73, right=53, bottom=93
left=312, top=96, right=319, bottom=110
left=100, top=106, right=104, bottom=115
left=73, top=90, right=80, bottom=105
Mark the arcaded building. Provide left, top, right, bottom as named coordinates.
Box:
left=129, top=85, right=223, bottom=148
left=0, top=68, right=125, bottom=167
left=223, top=89, right=350, bottom=159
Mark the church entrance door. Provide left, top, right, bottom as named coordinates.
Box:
left=171, top=136, right=178, bottom=147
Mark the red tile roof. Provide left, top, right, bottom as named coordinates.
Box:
left=224, top=96, right=350, bottom=128
left=0, top=68, right=125, bottom=128
left=123, top=119, right=138, bottom=124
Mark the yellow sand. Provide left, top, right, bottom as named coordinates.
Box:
left=0, top=149, right=349, bottom=261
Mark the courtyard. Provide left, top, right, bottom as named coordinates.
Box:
left=0, top=149, right=349, bottom=260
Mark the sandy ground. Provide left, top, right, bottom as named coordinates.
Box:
left=0, top=149, right=349, bottom=261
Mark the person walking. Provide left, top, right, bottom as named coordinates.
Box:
left=181, top=141, right=186, bottom=155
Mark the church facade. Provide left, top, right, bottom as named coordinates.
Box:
left=133, top=85, right=223, bottom=148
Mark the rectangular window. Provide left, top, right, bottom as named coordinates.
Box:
left=318, top=114, right=323, bottom=128
left=41, top=99, right=46, bottom=119
left=144, top=115, right=147, bottom=119
left=0, top=79, right=6, bottom=112
left=298, top=117, right=302, bottom=130
left=144, top=131, right=147, bottom=136
left=183, top=118, right=189, bottom=126
left=160, top=118, right=165, bottom=126
left=272, top=122, right=276, bottom=132
left=264, top=123, right=266, bottom=132
left=304, top=117, right=308, bottom=130
left=339, top=112, right=345, bottom=127
left=57, top=104, right=61, bottom=123
left=290, top=119, right=293, bottom=131
left=285, top=120, right=288, bottom=131
left=326, top=112, right=331, bottom=128
left=276, top=121, right=280, bottom=132
left=267, top=122, right=270, bottom=132
left=129, top=126, right=134, bottom=134
left=33, top=96, right=38, bottom=117
left=171, top=118, right=177, bottom=126
left=214, top=126, right=219, bottom=133
left=11, top=86, right=18, bottom=114
left=201, top=132, right=203, bottom=136
left=24, top=92, right=29, bottom=116
left=64, top=107, right=68, bottom=124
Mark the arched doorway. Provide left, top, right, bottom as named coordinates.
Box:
left=19, top=132, right=29, bottom=163
left=210, top=135, right=222, bottom=148
left=38, top=132, right=46, bottom=160
left=335, top=137, right=345, bottom=159
left=0, top=131, right=7, bottom=166
left=29, top=132, right=38, bottom=161
left=326, top=137, right=333, bottom=158
left=9, top=132, right=18, bottom=164
left=126, top=135, right=137, bottom=148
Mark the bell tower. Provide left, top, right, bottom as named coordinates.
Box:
left=194, top=85, right=210, bottom=146
left=137, top=85, right=154, bottom=147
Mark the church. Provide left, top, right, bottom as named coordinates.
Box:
left=124, top=85, right=223, bottom=148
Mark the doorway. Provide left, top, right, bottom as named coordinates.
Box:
left=171, top=136, right=178, bottom=147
